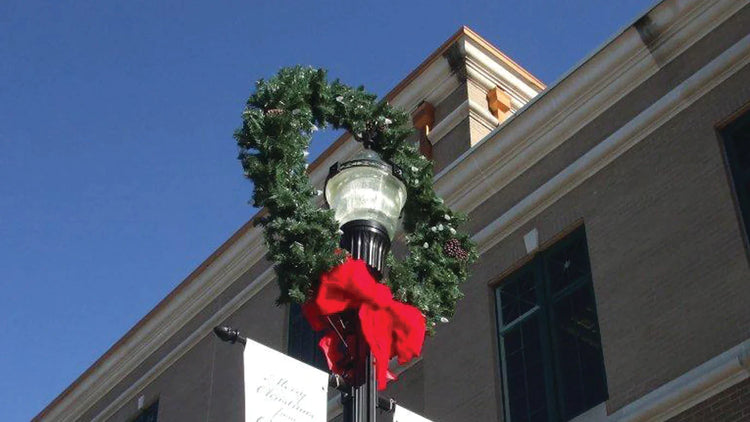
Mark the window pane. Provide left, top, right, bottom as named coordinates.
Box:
left=723, top=111, right=750, bottom=242
left=501, top=315, right=549, bottom=422
left=498, top=267, right=538, bottom=326
left=546, top=236, right=590, bottom=294
left=134, top=401, right=158, bottom=422
left=552, top=286, right=608, bottom=420
left=729, top=121, right=750, bottom=170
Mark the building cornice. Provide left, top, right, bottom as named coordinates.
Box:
left=90, top=267, right=277, bottom=421
left=459, top=26, right=545, bottom=92
left=35, top=227, right=266, bottom=421
left=473, top=30, right=750, bottom=253
left=463, top=38, right=539, bottom=104
left=435, top=0, right=747, bottom=217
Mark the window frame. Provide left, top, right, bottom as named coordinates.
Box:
left=495, top=225, right=608, bottom=422
left=719, top=106, right=750, bottom=252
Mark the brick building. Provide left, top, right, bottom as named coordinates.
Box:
left=35, top=0, right=750, bottom=421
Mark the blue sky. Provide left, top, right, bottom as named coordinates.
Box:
left=0, top=1, right=655, bottom=420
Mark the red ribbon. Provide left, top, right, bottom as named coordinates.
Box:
left=302, top=257, right=426, bottom=390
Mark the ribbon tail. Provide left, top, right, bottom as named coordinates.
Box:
left=318, top=331, right=344, bottom=374
left=359, top=305, right=393, bottom=390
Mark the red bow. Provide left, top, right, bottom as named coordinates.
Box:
left=302, top=258, right=426, bottom=390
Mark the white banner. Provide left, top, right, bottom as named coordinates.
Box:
left=244, top=338, right=328, bottom=422
left=393, top=405, right=433, bottom=422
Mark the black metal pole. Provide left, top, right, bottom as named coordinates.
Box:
left=338, top=219, right=391, bottom=422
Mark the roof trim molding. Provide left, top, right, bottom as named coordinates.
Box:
left=473, top=30, right=750, bottom=253
left=435, top=0, right=747, bottom=215
left=611, top=337, right=750, bottom=421
left=35, top=226, right=265, bottom=421
left=89, top=267, right=277, bottom=421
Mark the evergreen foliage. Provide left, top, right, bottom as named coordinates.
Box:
left=234, top=66, right=477, bottom=330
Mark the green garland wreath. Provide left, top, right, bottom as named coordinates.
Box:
left=234, top=66, right=477, bottom=330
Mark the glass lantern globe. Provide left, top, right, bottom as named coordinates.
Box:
left=325, top=149, right=407, bottom=240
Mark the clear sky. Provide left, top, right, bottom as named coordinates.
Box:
left=1, top=1, right=655, bottom=420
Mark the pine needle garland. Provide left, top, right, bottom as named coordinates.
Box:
left=234, top=66, right=477, bottom=330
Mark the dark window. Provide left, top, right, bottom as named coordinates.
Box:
left=288, top=303, right=328, bottom=371
left=132, top=400, right=158, bottom=422
left=722, top=110, right=750, bottom=242
left=495, top=226, right=608, bottom=422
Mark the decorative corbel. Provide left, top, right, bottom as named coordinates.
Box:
left=487, top=87, right=512, bottom=122
left=412, top=101, right=435, bottom=159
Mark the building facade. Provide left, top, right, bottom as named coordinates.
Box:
left=35, top=0, right=750, bottom=421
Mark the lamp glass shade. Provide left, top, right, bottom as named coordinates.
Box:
left=325, top=150, right=407, bottom=239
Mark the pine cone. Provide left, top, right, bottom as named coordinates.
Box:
left=444, top=238, right=468, bottom=260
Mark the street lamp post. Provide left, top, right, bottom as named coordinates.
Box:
left=325, top=147, right=407, bottom=422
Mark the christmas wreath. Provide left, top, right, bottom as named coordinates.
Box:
left=234, top=66, right=477, bottom=330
